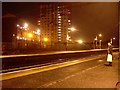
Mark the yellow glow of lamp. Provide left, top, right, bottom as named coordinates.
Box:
left=17, top=24, right=20, bottom=27
left=24, top=23, right=28, bottom=28
left=99, top=34, right=102, bottom=37
left=27, top=33, right=33, bottom=38
left=113, top=37, right=115, bottom=40
left=77, top=40, right=83, bottom=44
left=71, top=27, right=76, bottom=31
left=44, top=38, right=48, bottom=42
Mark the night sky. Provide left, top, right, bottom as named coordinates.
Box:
left=2, top=2, right=119, bottom=43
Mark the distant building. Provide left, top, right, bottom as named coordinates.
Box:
left=2, top=3, right=72, bottom=51
left=38, top=3, right=71, bottom=50
left=16, top=19, right=41, bottom=49
left=2, top=14, right=41, bottom=50
left=2, top=13, right=17, bottom=50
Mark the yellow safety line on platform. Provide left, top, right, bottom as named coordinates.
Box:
left=0, top=55, right=105, bottom=81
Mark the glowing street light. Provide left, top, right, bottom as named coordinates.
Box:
left=17, top=36, right=20, bottom=39
left=27, top=33, right=33, bottom=38
left=44, top=38, right=48, bottom=42
left=99, top=34, right=102, bottom=37
left=70, top=27, right=76, bottom=31
left=17, top=24, right=20, bottom=27
left=95, top=34, right=102, bottom=41
left=66, top=27, right=76, bottom=51
left=113, top=37, right=115, bottom=40
left=68, top=27, right=76, bottom=31
left=94, top=34, right=102, bottom=49
left=13, top=34, right=15, bottom=37
left=94, top=36, right=97, bottom=41
left=77, top=40, right=83, bottom=44
left=24, top=23, right=28, bottom=28
left=110, top=37, right=116, bottom=44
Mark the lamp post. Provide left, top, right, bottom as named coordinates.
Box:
left=94, top=36, right=98, bottom=49
left=66, top=27, right=76, bottom=51
left=111, top=37, right=115, bottom=43
left=99, top=40, right=102, bottom=49
left=94, top=34, right=102, bottom=49
left=110, top=37, right=115, bottom=47
left=98, top=34, right=102, bottom=49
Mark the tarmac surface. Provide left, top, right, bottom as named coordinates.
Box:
left=2, top=52, right=119, bottom=88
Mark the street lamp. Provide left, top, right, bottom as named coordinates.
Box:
left=43, top=37, right=48, bottom=42
left=99, top=40, right=102, bottom=49
left=66, top=27, right=76, bottom=51
left=17, top=24, right=20, bottom=27
left=113, top=37, right=115, bottom=40
left=110, top=37, right=115, bottom=46
left=71, top=27, right=76, bottom=31
left=94, top=34, right=102, bottom=49
left=27, top=33, right=33, bottom=39
left=77, top=40, right=83, bottom=44
left=94, top=36, right=98, bottom=49
left=24, top=23, right=28, bottom=29
left=99, top=34, right=102, bottom=49
left=99, top=34, right=102, bottom=37
left=68, top=27, right=76, bottom=32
